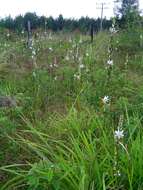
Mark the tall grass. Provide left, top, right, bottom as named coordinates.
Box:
left=0, top=28, right=143, bottom=189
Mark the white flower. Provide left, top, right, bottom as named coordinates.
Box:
left=7, top=33, right=10, bottom=37
left=102, top=96, right=109, bottom=104
left=79, top=64, right=85, bottom=69
left=65, top=55, right=70, bottom=61
left=86, top=53, right=89, bottom=57
left=114, top=170, right=121, bottom=176
left=32, top=71, right=36, bottom=78
left=114, top=128, right=124, bottom=140
left=74, top=74, right=80, bottom=80
left=32, top=50, right=36, bottom=56
left=49, top=64, right=53, bottom=68
left=54, top=63, right=58, bottom=68
left=109, top=27, right=117, bottom=34
left=49, top=47, right=53, bottom=51
left=107, top=60, right=113, bottom=66
left=54, top=76, right=57, bottom=80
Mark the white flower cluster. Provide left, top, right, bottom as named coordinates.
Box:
left=32, top=49, right=36, bottom=59
left=79, top=64, right=85, bottom=69
left=74, top=73, right=80, bottom=80
left=49, top=63, right=58, bottom=68
left=107, top=59, right=113, bottom=66
left=109, top=24, right=118, bottom=34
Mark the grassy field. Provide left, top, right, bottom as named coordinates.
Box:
left=0, top=28, right=143, bottom=189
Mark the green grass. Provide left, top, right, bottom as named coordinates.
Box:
left=0, top=28, right=143, bottom=189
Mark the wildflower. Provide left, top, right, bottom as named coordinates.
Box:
left=32, top=50, right=36, bottom=56
left=54, top=63, right=58, bottom=68
left=79, top=64, right=85, bottom=69
left=107, top=60, right=113, bottom=66
left=114, top=128, right=124, bottom=140
left=49, top=47, right=53, bottom=51
left=114, top=170, right=121, bottom=176
left=102, top=96, right=110, bottom=104
left=109, top=27, right=117, bottom=34
left=49, top=64, right=53, bottom=68
left=32, top=71, right=36, bottom=78
left=86, top=53, right=89, bottom=57
left=74, top=74, right=80, bottom=80
left=65, top=55, right=70, bottom=61
left=7, top=33, right=10, bottom=37
left=54, top=76, right=57, bottom=80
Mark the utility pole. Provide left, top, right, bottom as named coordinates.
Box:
left=96, top=1, right=110, bottom=32
left=100, top=3, right=104, bottom=31
left=27, top=20, right=32, bottom=48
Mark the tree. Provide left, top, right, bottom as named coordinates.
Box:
left=14, top=15, right=24, bottom=32
left=24, top=12, right=39, bottom=30
left=115, top=0, right=139, bottom=16
left=115, top=0, right=139, bottom=28
left=57, top=14, right=64, bottom=30
left=4, top=16, right=15, bottom=30
left=47, top=16, right=58, bottom=31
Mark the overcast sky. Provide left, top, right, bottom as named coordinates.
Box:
left=0, top=0, right=142, bottom=19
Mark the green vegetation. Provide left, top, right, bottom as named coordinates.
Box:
left=0, top=18, right=143, bottom=189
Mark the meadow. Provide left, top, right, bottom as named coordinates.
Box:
left=0, top=27, right=143, bottom=189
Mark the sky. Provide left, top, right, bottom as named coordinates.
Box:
left=0, top=0, right=142, bottom=19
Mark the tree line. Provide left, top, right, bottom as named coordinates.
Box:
left=0, top=0, right=142, bottom=33
left=0, top=13, right=112, bottom=33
